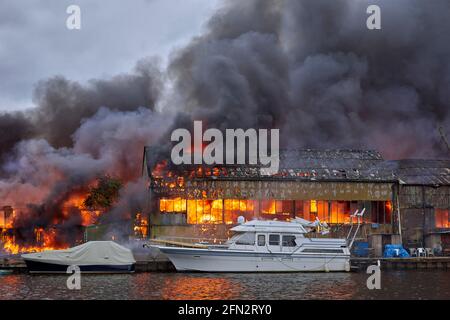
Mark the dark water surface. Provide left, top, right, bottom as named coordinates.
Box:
left=0, top=271, right=449, bottom=300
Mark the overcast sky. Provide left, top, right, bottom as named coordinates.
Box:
left=0, top=0, right=220, bottom=111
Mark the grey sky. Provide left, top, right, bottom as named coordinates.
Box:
left=0, top=0, right=220, bottom=111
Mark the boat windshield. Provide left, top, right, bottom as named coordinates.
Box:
left=226, top=232, right=255, bottom=245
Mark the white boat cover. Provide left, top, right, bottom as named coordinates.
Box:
left=21, top=241, right=136, bottom=266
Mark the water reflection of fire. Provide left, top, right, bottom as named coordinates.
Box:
left=162, top=276, right=242, bottom=300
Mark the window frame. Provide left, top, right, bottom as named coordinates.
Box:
left=282, top=235, right=297, bottom=247
left=268, top=234, right=280, bottom=246
left=235, top=232, right=256, bottom=245
left=257, top=234, right=266, bottom=246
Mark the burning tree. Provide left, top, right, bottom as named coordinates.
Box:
left=84, top=175, right=123, bottom=211
left=83, top=176, right=149, bottom=241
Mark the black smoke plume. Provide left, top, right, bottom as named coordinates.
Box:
left=168, top=0, right=450, bottom=159
left=1, top=0, right=449, bottom=246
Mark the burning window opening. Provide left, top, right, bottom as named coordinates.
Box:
left=436, top=209, right=450, bottom=228
left=133, top=213, right=149, bottom=239
left=0, top=206, right=14, bottom=229
left=157, top=198, right=393, bottom=226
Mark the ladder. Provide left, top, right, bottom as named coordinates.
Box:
left=346, top=208, right=366, bottom=249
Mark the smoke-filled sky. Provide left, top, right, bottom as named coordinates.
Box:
left=0, top=0, right=449, bottom=243
left=1, top=0, right=448, bottom=161
left=0, top=0, right=450, bottom=197
left=0, top=0, right=220, bottom=111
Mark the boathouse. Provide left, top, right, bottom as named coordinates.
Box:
left=142, top=148, right=400, bottom=241
left=392, top=160, right=450, bottom=254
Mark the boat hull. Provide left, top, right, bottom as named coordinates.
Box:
left=158, top=247, right=350, bottom=272
left=24, top=259, right=135, bottom=274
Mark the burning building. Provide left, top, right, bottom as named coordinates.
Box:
left=0, top=194, right=96, bottom=254
left=389, top=160, right=450, bottom=254
left=143, top=148, right=399, bottom=241
left=143, top=147, right=450, bottom=254
left=0, top=0, right=449, bottom=257
left=1, top=146, right=448, bottom=256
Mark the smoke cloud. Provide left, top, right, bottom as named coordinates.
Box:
left=0, top=0, right=449, bottom=246
left=0, top=107, right=169, bottom=244
left=168, top=0, right=450, bottom=159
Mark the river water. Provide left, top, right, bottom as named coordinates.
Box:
left=0, top=270, right=449, bottom=300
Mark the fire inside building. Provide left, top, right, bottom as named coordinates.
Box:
left=1, top=148, right=449, bottom=256
left=143, top=147, right=450, bottom=255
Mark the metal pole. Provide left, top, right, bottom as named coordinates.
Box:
left=396, top=185, right=402, bottom=242
left=422, top=185, right=426, bottom=247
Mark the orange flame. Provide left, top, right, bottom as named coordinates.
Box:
left=1, top=228, right=67, bottom=255
left=62, top=193, right=101, bottom=226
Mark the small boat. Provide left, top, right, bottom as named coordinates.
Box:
left=148, top=218, right=356, bottom=273
left=22, top=241, right=136, bottom=274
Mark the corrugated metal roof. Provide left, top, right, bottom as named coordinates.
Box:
left=143, top=147, right=450, bottom=185
left=378, top=159, right=450, bottom=185
left=274, top=149, right=392, bottom=181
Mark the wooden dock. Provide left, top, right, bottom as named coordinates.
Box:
left=134, top=260, right=175, bottom=272
left=3, top=256, right=450, bottom=273
left=0, top=257, right=26, bottom=273
left=350, top=257, right=450, bottom=271
left=1, top=257, right=175, bottom=273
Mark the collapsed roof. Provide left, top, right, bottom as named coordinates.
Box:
left=143, top=147, right=450, bottom=185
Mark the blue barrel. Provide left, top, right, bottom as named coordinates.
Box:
left=352, top=241, right=369, bottom=257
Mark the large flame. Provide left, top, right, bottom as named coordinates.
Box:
left=62, top=193, right=101, bottom=227
left=1, top=227, right=67, bottom=255
left=2, top=191, right=104, bottom=254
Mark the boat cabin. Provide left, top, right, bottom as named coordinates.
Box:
left=224, top=220, right=348, bottom=254
left=226, top=220, right=305, bottom=252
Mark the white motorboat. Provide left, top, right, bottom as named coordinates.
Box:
left=148, top=215, right=363, bottom=272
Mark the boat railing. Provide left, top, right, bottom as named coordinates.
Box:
left=146, top=236, right=229, bottom=248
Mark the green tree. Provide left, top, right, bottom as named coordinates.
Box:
left=84, top=175, right=123, bottom=210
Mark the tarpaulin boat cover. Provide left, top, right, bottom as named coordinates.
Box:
left=21, top=241, right=136, bottom=266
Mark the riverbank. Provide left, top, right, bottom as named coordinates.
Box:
left=3, top=256, right=450, bottom=273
